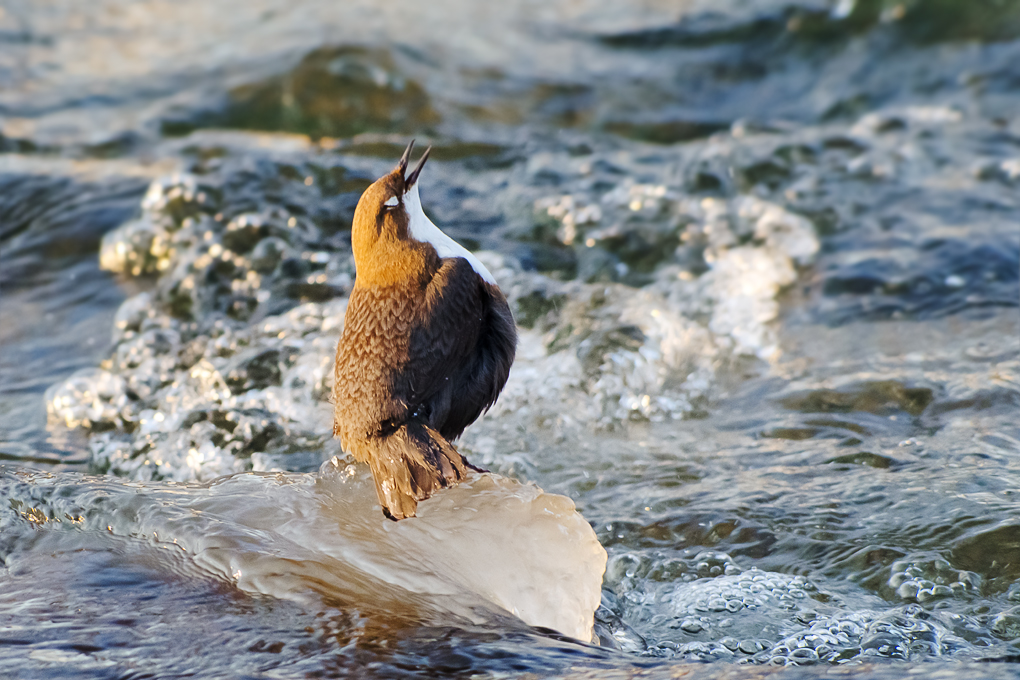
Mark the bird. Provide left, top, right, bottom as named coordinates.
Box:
left=332, top=140, right=517, bottom=520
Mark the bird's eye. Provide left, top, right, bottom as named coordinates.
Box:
left=383, top=195, right=399, bottom=210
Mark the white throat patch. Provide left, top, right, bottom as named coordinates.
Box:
left=404, top=183, right=497, bottom=285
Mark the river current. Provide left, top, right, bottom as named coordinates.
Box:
left=1, top=0, right=1019, bottom=678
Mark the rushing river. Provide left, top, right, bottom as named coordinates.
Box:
left=1, top=0, right=1019, bottom=678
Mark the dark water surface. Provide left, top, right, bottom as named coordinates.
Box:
left=1, top=0, right=1019, bottom=677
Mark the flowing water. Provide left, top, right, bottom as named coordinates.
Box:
left=1, top=0, right=1019, bottom=677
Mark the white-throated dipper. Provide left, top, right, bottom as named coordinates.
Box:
left=332, top=141, right=517, bottom=520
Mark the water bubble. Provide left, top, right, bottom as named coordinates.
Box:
left=738, top=639, right=762, bottom=654
left=680, top=619, right=704, bottom=633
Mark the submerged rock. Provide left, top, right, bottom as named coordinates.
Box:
left=0, top=462, right=607, bottom=642
left=318, top=459, right=607, bottom=641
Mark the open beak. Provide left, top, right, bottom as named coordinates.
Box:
left=396, top=139, right=432, bottom=191
left=405, top=145, right=431, bottom=191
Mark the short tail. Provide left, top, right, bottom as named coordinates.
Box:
left=361, top=422, right=472, bottom=520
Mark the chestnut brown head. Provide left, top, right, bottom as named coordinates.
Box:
left=349, top=141, right=433, bottom=283
left=350, top=140, right=495, bottom=288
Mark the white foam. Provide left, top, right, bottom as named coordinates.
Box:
left=404, top=183, right=497, bottom=285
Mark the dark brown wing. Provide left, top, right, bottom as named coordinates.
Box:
left=437, top=280, right=516, bottom=440
left=390, top=258, right=484, bottom=423
left=396, top=257, right=517, bottom=440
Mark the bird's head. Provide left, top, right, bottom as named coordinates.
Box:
left=350, top=140, right=433, bottom=285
